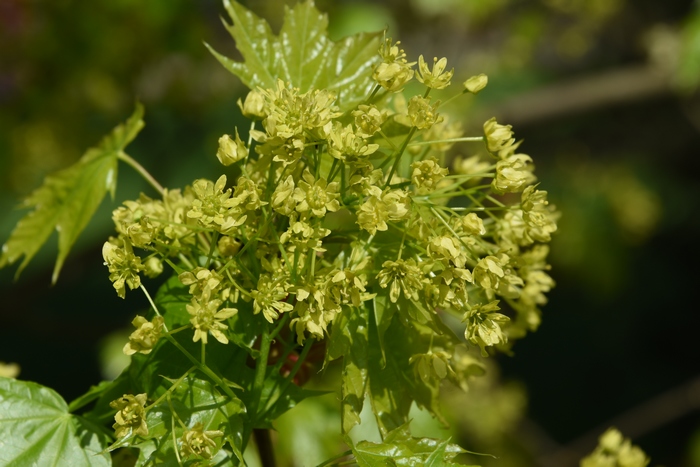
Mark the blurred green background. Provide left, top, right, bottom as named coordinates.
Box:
left=1, top=0, right=700, bottom=465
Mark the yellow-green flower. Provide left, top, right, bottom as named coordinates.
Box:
left=186, top=287, right=237, bottom=345
left=463, top=74, right=488, bottom=94
left=483, top=117, right=516, bottom=158
left=461, top=212, right=486, bottom=236
left=103, top=239, right=144, bottom=299
left=328, top=123, right=379, bottom=163
left=110, top=393, right=148, bottom=439
left=473, top=254, right=523, bottom=299
left=293, top=170, right=340, bottom=217
left=492, top=154, right=535, bottom=194
left=377, top=258, right=424, bottom=303
left=407, top=96, right=441, bottom=130
left=581, top=428, right=650, bottom=467
left=416, top=55, right=453, bottom=90
left=180, top=422, right=224, bottom=460
left=411, top=157, right=449, bottom=193
left=357, top=187, right=410, bottom=235
left=252, top=274, right=293, bottom=323
left=237, top=89, right=266, bottom=119
left=187, top=175, right=246, bottom=232
left=216, top=129, right=247, bottom=166
left=123, top=315, right=164, bottom=356
left=352, top=104, right=386, bottom=137
left=409, top=348, right=455, bottom=385
left=521, top=185, right=558, bottom=242
left=462, top=300, right=510, bottom=356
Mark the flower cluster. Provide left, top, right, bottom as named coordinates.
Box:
left=102, top=25, right=559, bottom=443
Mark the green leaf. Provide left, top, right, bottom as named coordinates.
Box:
left=350, top=423, right=471, bottom=467
left=207, top=0, right=381, bottom=110
left=153, top=275, right=192, bottom=329
left=0, top=103, right=145, bottom=283
left=0, top=377, right=111, bottom=466
left=130, top=375, right=245, bottom=465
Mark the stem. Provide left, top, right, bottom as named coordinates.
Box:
left=140, top=285, right=240, bottom=403
left=384, top=126, right=417, bottom=188
left=118, top=152, right=165, bottom=196
left=253, top=326, right=273, bottom=420
left=316, top=450, right=353, bottom=467
left=407, top=136, right=484, bottom=147
left=254, top=429, right=276, bottom=467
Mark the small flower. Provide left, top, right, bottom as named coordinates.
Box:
left=237, top=89, right=266, bottom=119
left=581, top=428, right=650, bottom=467
left=186, top=287, right=237, bottom=345
left=373, top=61, right=415, bottom=92
left=143, top=257, right=163, bottom=278
left=352, top=104, right=386, bottom=137
left=483, top=117, right=516, bottom=158
left=357, top=187, right=410, bottom=235
left=463, top=74, right=488, bottom=94
left=411, top=157, right=449, bottom=193
left=291, top=281, right=341, bottom=344
left=521, top=185, right=558, bottom=242
left=376, top=258, right=424, bottom=303
left=373, top=36, right=416, bottom=93
left=409, top=349, right=455, bottom=384
left=110, top=393, right=148, bottom=439
left=216, top=129, right=248, bottom=166
left=180, top=422, right=224, bottom=460
left=473, top=254, right=523, bottom=299
left=217, top=235, right=241, bottom=257
left=103, top=239, right=144, bottom=299
left=416, top=55, right=454, bottom=90
left=492, top=154, right=536, bottom=194
left=252, top=274, right=293, bottom=323
left=293, top=170, right=340, bottom=217
left=123, top=315, right=164, bottom=356
left=407, top=96, right=442, bottom=130
left=462, top=300, right=510, bottom=356
left=461, top=212, right=486, bottom=236
left=187, top=175, right=246, bottom=232
left=179, top=267, right=223, bottom=298
left=328, top=123, right=379, bottom=163
left=279, top=217, right=331, bottom=252
left=272, top=174, right=297, bottom=215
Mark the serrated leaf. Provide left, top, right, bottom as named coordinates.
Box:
left=207, top=0, right=381, bottom=110
left=134, top=375, right=244, bottom=465
left=350, top=423, right=470, bottom=467
left=0, top=377, right=111, bottom=466
left=0, top=103, right=145, bottom=283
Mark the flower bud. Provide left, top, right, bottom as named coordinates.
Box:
left=463, top=74, right=488, bottom=94
left=216, top=129, right=247, bottom=166
left=143, top=257, right=163, bottom=278
left=237, top=89, right=266, bottom=119
left=217, top=235, right=241, bottom=257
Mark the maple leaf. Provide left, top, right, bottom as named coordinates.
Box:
left=0, top=103, right=144, bottom=283
left=207, top=0, right=381, bottom=111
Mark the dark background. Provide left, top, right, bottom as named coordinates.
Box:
left=1, top=0, right=699, bottom=465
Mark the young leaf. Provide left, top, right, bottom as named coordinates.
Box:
left=207, top=0, right=381, bottom=110
left=349, top=423, right=472, bottom=467
left=0, top=378, right=111, bottom=467
left=0, top=103, right=145, bottom=283
left=131, top=375, right=245, bottom=465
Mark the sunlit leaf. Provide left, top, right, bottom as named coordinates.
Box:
left=0, top=103, right=144, bottom=283
left=130, top=375, right=245, bottom=465
left=0, top=378, right=111, bottom=467
left=207, top=0, right=381, bottom=110
left=349, top=423, right=472, bottom=466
